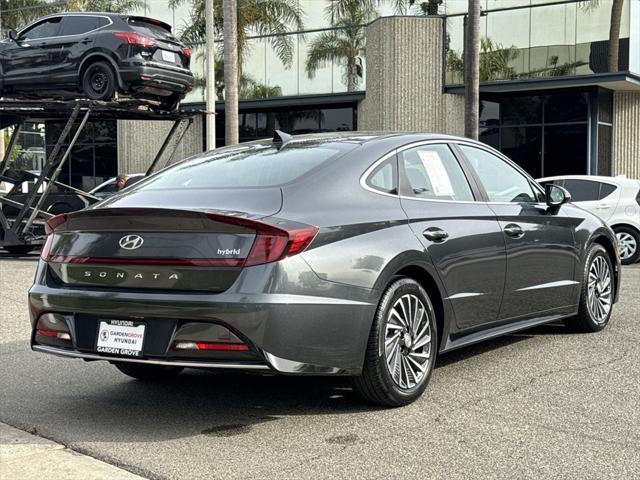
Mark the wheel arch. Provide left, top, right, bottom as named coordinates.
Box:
left=588, top=230, right=620, bottom=300
left=610, top=222, right=640, bottom=236
left=78, top=52, right=124, bottom=91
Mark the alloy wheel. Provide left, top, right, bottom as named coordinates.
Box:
left=384, top=293, right=432, bottom=389
left=616, top=232, right=637, bottom=261
left=587, top=256, right=612, bottom=324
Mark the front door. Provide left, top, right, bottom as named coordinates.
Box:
left=398, top=142, right=506, bottom=330
left=458, top=144, right=577, bottom=321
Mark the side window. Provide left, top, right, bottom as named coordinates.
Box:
left=460, top=145, right=537, bottom=203
left=399, top=144, right=474, bottom=201
left=21, top=18, right=62, bottom=40
left=366, top=159, right=397, bottom=194
left=60, top=16, right=107, bottom=36
left=598, top=182, right=617, bottom=200
left=562, top=179, right=600, bottom=202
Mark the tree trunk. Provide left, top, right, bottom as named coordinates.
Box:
left=347, top=56, right=356, bottom=92
left=205, top=0, right=216, bottom=150
left=464, top=0, right=481, bottom=140
left=223, top=0, right=239, bottom=145
left=608, top=0, right=623, bottom=72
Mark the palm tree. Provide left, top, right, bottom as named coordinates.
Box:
left=0, top=0, right=58, bottom=33
left=580, top=0, right=625, bottom=72
left=64, top=0, right=143, bottom=12
left=305, top=0, right=376, bottom=92
left=447, top=38, right=520, bottom=82
left=223, top=0, right=239, bottom=145
left=170, top=0, right=303, bottom=77
left=464, top=0, right=481, bottom=140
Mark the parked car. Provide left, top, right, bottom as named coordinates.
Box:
left=0, top=13, right=193, bottom=111
left=30, top=133, right=621, bottom=406
left=89, top=174, right=145, bottom=199
left=538, top=175, right=640, bottom=265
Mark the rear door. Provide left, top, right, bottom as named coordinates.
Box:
left=457, top=143, right=577, bottom=321
left=562, top=179, right=620, bottom=222
left=58, top=15, right=111, bottom=83
left=398, top=142, right=507, bottom=330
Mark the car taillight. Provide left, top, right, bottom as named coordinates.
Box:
left=41, top=214, right=67, bottom=261
left=207, top=214, right=319, bottom=267
left=114, top=32, right=156, bottom=47
left=183, top=47, right=191, bottom=58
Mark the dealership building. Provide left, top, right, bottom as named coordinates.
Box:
left=5, top=0, right=640, bottom=190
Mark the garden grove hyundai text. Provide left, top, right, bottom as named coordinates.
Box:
left=29, top=133, right=621, bottom=406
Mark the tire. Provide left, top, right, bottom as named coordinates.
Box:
left=82, top=61, right=117, bottom=101
left=352, top=277, right=438, bottom=407
left=114, top=362, right=183, bottom=381
left=614, top=226, right=640, bottom=265
left=3, top=245, right=35, bottom=255
left=565, top=243, right=614, bottom=333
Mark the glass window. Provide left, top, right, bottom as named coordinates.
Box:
left=141, top=143, right=356, bottom=189
left=400, top=144, right=474, bottom=201
left=366, top=159, right=397, bottom=194
left=60, top=16, right=108, bottom=36
left=501, top=126, right=543, bottom=179
left=599, top=182, right=617, bottom=199
left=597, top=124, right=613, bottom=176
left=543, top=124, right=588, bottom=176
left=320, top=108, right=353, bottom=132
left=460, top=145, right=537, bottom=203
left=21, top=17, right=62, bottom=40
left=562, top=179, right=600, bottom=202
left=544, top=92, right=588, bottom=123
left=127, top=17, right=171, bottom=36
left=502, top=95, right=543, bottom=125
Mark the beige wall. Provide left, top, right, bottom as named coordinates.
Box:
left=613, top=92, right=640, bottom=179
left=358, top=16, right=464, bottom=135
left=117, top=115, right=205, bottom=174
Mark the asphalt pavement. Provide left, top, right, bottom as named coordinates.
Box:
left=1, top=255, right=639, bottom=480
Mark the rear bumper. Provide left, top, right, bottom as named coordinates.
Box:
left=28, top=257, right=377, bottom=375
left=118, top=64, right=194, bottom=95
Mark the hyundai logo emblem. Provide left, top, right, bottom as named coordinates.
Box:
left=119, top=234, right=144, bottom=250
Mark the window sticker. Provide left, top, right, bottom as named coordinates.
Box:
left=417, top=150, right=454, bottom=196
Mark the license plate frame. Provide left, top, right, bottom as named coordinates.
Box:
left=96, top=320, right=146, bottom=358
left=161, top=50, right=176, bottom=63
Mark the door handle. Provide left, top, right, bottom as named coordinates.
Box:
left=423, top=227, right=449, bottom=243
left=595, top=204, right=611, bottom=210
left=80, top=38, right=91, bottom=44
left=503, top=223, right=524, bottom=238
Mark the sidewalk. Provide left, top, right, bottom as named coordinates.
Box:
left=0, top=423, right=146, bottom=480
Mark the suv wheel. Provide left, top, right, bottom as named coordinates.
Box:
left=614, top=226, right=639, bottom=265
left=353, top=278, right=438, bottom=407
left=82, top=61, right=116, bottom=101
left=565, top=244, right=614, bottom=332
left=114, top=362, right=183, bottom=381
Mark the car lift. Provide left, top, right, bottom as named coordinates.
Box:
left=0, top=98, right=202, bottom=254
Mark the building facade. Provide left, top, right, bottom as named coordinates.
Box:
left=3, top=0, right=639, bottom=188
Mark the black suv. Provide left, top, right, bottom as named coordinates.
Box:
left=0, top=13, right=194, bottom=111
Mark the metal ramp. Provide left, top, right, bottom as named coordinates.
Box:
left=0, top=98, right=202, bottom=254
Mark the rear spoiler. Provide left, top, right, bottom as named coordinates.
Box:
left=127, top=16, right=172, bottom=33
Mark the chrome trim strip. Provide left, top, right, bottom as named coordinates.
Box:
left=516, top=280, right=579, bottom=292
left=445, top=292, right=485, bottom=300
left=32, top=345, right=271, bottom=370
left=262, top=351, right=346, bottom=375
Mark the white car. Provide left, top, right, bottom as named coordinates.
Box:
left=538, top=175, right=640, bottom=265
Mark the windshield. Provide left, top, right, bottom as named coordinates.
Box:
left=139, top=142, right=355, bottom=189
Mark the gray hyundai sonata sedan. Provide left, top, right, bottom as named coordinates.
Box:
left=29, top=132, right=621, bottom=406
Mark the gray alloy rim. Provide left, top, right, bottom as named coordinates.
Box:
left=616, top=232, right=637, bottom=260
left=384, top=294, right=432, bottom=389
left=587, top=256, right=612, bottom=324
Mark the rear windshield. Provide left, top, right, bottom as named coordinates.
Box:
left=128, top=18, right=171, bottom=36
left=140, top=143, right=354, bottom=189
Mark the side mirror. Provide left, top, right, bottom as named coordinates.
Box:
left=545, top=184, right=571, bottom=207
left=8, top=30, right=19, bottom=42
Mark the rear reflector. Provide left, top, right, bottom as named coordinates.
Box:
left=172, top=341, right=249, bottom=351
left=36, top=329, right=71, bottom=340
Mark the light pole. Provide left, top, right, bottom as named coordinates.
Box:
left=205, top=0, right=216, bottom=150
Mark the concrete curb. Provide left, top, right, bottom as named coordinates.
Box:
left=0, top=423, right=147, bottom=480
